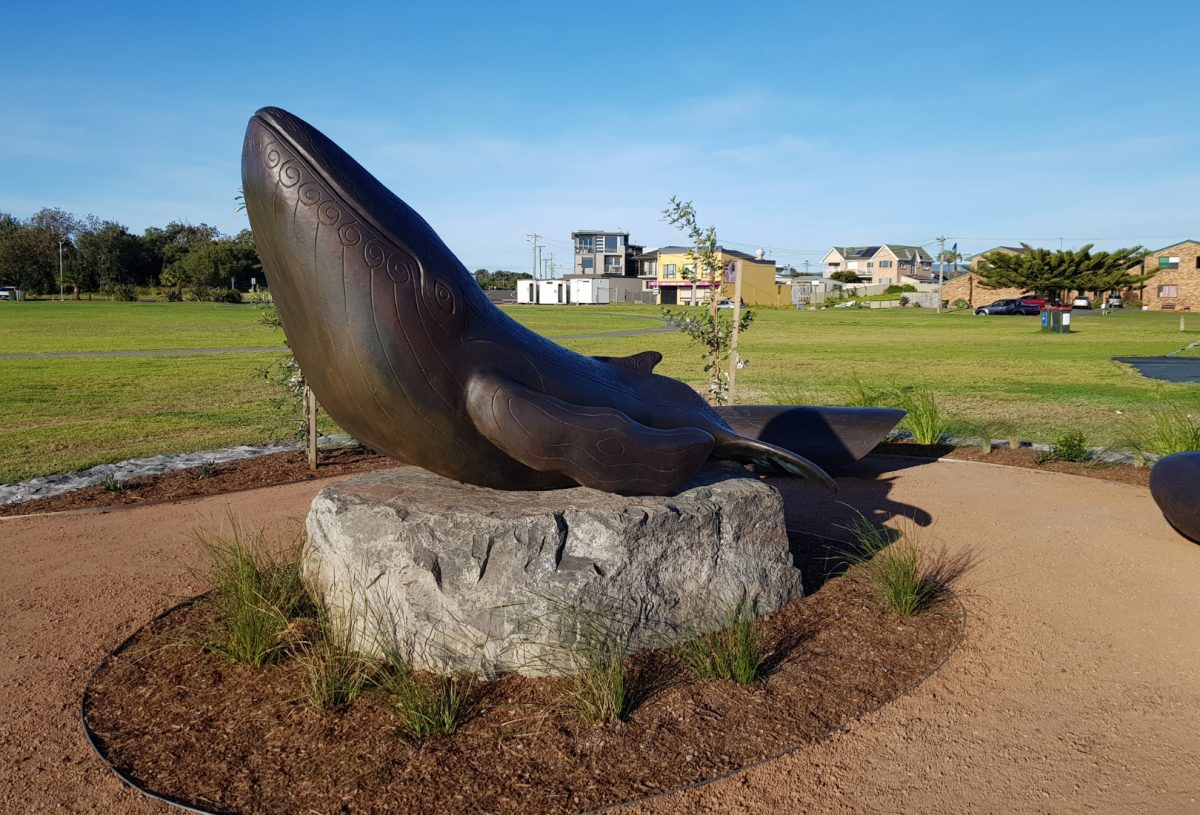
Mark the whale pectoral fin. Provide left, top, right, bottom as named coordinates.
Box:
left=592, top=350, right=662, bottom=374
left=712, top=435, right=838, bottom=493
left=465, top=371, right=713, bottom=495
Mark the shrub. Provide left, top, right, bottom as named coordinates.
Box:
left=101, top=474, right=124, bottom=492
left=676, top=600, right=766, bottom=684
left=195, top=523, right=312, bottom=668
left=1052, top=431, right=1089, bottom=462
left=186, top=285, right=214, bottom=302
left=165, top=288, right=183, bottom=302
left=105, top=283, right=138, bottom=302
left=213, top=288, right=243, bottom=304
left=952, top=298, right=969, bottom=310
left=841, top=512, right=941, bottom=616
left=899, top=295, right=910, bottom=307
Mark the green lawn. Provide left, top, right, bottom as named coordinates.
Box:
left=0, top=301, right=1197, bottom=483
left=0, top=300, right=284, bottom=353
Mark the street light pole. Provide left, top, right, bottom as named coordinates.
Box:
left=58, top=241, right=64, bottom=301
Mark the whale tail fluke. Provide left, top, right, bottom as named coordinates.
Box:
left=711, top=433, right=838, bottom=492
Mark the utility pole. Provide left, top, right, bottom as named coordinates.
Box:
left=526, top=233, right=541, bottom=279
left=936, top=235, right=946, bottom=314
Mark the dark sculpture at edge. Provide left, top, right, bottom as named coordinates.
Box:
left=242, top=107, right=902, bottom=495
left=1150, top=452, right=1200, bottom=544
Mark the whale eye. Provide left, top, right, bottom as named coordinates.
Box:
left=597, top=437, right=625, bottom=457
left=434, top=280, right=455, bottom=312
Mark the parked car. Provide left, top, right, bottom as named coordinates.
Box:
left=0, top=286, right=18, bottom=301
left=1071, top=295, right=1092, bottom=309
left=975, top=299, right=1040, bottom=316
left=1018, top=295, right=1048, bottom=308
left=1106, top=295, right=1123, bottom=308
left=716, top=299, right=737, bottom=309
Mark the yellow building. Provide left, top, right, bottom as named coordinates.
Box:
left=637, top=246, right=789, bottom=306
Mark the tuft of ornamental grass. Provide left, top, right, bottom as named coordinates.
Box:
left=101, top=474, right=125, bottom=493
left=1125, top=400, right=1200, bottom=461
left=894, top=386, right=946, bottom=445
left=841, top=511, right=941, bottom=616
left=195, top=523, right=312, bottom=668
left=377, top=649, right=474, bottom=741
left=842, top=376, right=891, bottom=408
left=676, top=600, right=766, bottom=685
left=563, top=616, right=631, bottom=725
left=299, top=602, right=376, bottom=710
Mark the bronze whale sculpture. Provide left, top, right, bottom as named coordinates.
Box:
left=1150, top=451, right=1200, bottom=544
left=241, top=107, right=898, bottom=495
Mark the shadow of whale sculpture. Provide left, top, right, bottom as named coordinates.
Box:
left=241, top=107, right=902, bottom=495
left=1150, top=452, right=1200, bottom=543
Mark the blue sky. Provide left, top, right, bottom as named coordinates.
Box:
left=2, top=1, right=1197, bottom=271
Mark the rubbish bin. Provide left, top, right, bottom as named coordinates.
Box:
left=1041, top=306, right=1072, bottom=333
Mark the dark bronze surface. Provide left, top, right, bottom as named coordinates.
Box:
left=717, top=406, right=907, bottom=471
left=241, top=107, right=895, bottom=495
left=1150, top=452, right=1200, bottom=543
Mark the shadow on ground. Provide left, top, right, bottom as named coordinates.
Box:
left=769, top=454, right=938, bottom=593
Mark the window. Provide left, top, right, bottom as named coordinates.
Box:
left=664, top=264, right=677, bottom=279
left=604, top=256, right=622, bottom=273
left=879, top=277, right=892, bottom=285
left=603, top=235, right=619, bottom=253
left=879, top=260, right=893, bottom=268
left=1160, top=256, right=1180, bottom=269
left=642, top=260, right=657, bottom=276
left=576, top=236, right=593, bottom=253
left=1159, top=285, right=1179, bottom=298
left=581, top=257, right=594, bottom=270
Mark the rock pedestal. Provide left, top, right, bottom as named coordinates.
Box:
left=302, top=464, right=801, bottom=676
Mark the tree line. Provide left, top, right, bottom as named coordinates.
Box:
left=473, top=269, right=531, bottom=290
left=0, top=208, right=260, bottom=300
left=975, top=244, right=1156, bottom=299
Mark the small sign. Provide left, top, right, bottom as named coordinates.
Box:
left=724, top=261, right=737, bottom=283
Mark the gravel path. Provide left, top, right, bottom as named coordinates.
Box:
left=1, top=458, right=1196, bottom=813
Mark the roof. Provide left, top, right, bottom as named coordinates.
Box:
left=1147, top=239, right=1200, bottom=254
left=639, top=246, right=770, bottom=263
left=881, top=244, right=933, bottom=262
left=826, top=245, right=930, bottom=262
left=571, top=230, right=630, bottom=238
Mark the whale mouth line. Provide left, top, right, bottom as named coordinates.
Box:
left=250, top=109, right=400, bottom=250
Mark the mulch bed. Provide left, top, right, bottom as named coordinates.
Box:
left=83, top=565, right=961, bottom=815
left=3, top=440, right=1151, bottom=519
left=874, top=441, right=1151, bottom=487
left=0, top=447, right=390, bottom=517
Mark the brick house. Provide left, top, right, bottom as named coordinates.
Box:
left=1127, top=240, right=1200, bottom=310
left=941, top=247, right=1031, bottom=307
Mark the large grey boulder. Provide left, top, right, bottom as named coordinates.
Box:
left=302, top=464, right=801, bottom=676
